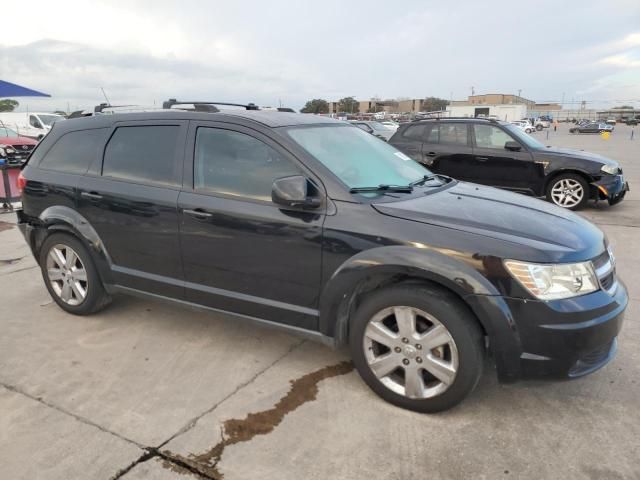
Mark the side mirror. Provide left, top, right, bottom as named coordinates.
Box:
left=505, top=141, right=522, bottom=151
left=272, top=175, right=321, bottom=209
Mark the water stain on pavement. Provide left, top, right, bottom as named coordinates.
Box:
left=0, top=221, right=14, bottom=233
left=165, top=360, right=353, bottom=479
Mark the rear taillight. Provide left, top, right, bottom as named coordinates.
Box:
left=17, top=172, right=27, bottom=194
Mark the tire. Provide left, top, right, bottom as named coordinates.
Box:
left=536, top=124, right=543, bottom=131
left=545, top=173, right=589, bottom=210
left=349, top=284, right=484, bottom=413
left=39, top=233, right=111, bottom=315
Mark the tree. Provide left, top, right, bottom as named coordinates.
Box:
left=0, top=99, right=19, bottom=112
left=420, top=97, right=449, bottom=113
left=338, top=96, right=359, bottom=114
left=300, top=99, right=329, bottom=114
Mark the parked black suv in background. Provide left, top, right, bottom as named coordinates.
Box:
left=389, top=118, right=629, bottom=209
left=17, top=108, right=627, bottom=412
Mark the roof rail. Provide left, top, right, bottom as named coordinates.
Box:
left=412, top=116, right=499, bottom=123
left=94, top=103, right=140, bottom=113
left=162, top=99, right=260, bottom=111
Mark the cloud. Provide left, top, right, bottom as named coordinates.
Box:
left=601, top=54, right=640, bottom=69
left=1, top=0, right=639, bottom=111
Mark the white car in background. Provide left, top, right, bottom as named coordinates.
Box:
left=511, top=121, right=535, bottom=133
left=380, top=120, right=400, bottom=131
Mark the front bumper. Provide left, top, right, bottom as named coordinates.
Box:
left=593, top=174, right=629, bottom=205
left=467, top=280, right=627, bottom=382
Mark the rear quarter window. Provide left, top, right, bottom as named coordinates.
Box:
left=38, top=128, right=109, bottom=175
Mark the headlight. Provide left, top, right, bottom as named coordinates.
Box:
left=601, top=164, right=619, bottom=175
left=504, top=260, right=599, bottom=300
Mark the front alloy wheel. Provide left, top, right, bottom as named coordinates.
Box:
left=364, top=306, right=458, bottom=399
left=547, top=174, right=588, bottom=210
left=349, top=285, right=484, bottom=412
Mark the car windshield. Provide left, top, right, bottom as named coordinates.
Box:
left=287, top=125, right=432, bottom=189
left=38, top=114, right=63, bottom=126
left=503, top=124, right=545, bottom=149
left=0, top=127, right=19, bottom=137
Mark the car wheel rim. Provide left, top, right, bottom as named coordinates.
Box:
left=46, top=244, right=88, bottom=306
left=550, top=179, right=584, bottom=208
left=363, top=306, right=459, bottom=399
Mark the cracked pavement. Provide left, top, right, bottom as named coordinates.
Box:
left=1, top=125, right=639, bottom=479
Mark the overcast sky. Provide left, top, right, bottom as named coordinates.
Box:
left=1, top=0, right=639, bottom=112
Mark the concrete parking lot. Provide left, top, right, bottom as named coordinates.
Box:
left=1, top=123, right=638, bottom=480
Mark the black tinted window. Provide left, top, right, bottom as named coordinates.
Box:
left=403, top=124, right=427, bottom=140
left=195, top=128, right=300, bottom=201
left=103, top=126, right=180, bottom=186
left=40, top=128, right=108, bottom=174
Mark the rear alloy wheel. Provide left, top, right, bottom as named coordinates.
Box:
left=350, top=285, right=484, bottom=412
left=546, top=174, right=588, bottom=210
left=40, top=233, right=111, bottom=315
left=46, top=244, right=88, bottom=306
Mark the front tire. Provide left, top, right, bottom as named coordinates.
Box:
left=39, top=233, right=111, bottom=315
left=349, top=284, right=484, bottom=413
left=536, top=124, right=543, bottom=131
left=546, top=173, right=589, bottom=210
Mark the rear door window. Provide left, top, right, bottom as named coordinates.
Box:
left=39, top=128, right=109, bottom=174
left=426, top=123, right=469, bottom=146
left=102, top=125, right=181, bottom=186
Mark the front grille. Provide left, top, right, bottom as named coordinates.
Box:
left=593, top=248, right=617, bottom=295
left=2, top=144, right=34, bottom=165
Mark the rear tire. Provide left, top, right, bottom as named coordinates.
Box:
left=39, top=233, right=111, bottom=315
left=536, top=124, right=543, bottom=131
left=349, top=284, right=484, bottom=413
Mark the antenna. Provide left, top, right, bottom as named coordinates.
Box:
left=100, top=87, right=111, bottom=106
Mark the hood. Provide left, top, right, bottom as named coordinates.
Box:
left=541, top=146, right=618, bottom=167
left=373, top=181, right=604, bottom=261
left=0, top=135, right=37, bottom=146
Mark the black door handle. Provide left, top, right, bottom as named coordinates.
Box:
left=475, top=156, right=489, bottom=161
left=425, top=152, right=437, bottom=157
left=183, top=208, right=213, bottom=218
left=81, top=192, right=103, bottom=200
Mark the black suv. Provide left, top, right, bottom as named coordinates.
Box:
left=389, top=118, right=629, bottom=210
left=16, top=108, right=627, bottom=412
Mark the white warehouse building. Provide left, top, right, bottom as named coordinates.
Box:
left=445, top=103, right=528, bottom=122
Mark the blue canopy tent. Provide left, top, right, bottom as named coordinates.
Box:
left=0, top=80, right=50, bottom=98
left=0, top=81, right=50, bottom=209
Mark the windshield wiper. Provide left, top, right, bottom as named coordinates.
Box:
left=410, top=174, right=451, bottom=186
left=410, top=175, right=438, bottom=186
left=349, top=184, right=414, bottom=193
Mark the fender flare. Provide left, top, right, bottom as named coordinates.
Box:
left=319, top=246, right=507, bottom=340
left=35, top=205, right=114, bottom=285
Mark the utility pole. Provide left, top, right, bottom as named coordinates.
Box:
left=471, top=86, right=475, bottom=96
left=518, top=89, right=522, bottom=97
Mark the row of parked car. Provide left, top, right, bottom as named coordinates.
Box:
left=15, top=100, right=628, bottom=413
